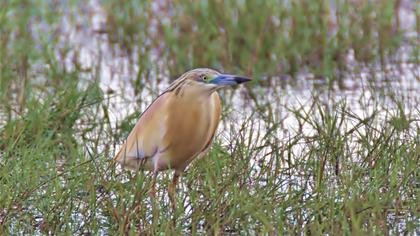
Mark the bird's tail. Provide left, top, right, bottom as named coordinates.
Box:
left=113, top=143, right=126, bottom=163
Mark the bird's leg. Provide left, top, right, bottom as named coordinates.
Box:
left=149, top=171, right=158, bottom=198
left=149, top=171, right=159, bottom=227
left=168, top=171, right=180, bottom=212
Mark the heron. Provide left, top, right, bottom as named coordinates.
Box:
left=114, top=68, right=251, bottom=209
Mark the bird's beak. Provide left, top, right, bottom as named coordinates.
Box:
left=210, top=74, right=252, bottom=86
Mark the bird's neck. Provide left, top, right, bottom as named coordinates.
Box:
left=177, top=86, right=216, bottom=101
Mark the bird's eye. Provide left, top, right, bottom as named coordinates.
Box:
left=202, top=75, right=209, bottom=82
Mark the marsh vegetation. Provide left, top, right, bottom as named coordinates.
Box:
left=0, top=0, right=419, bottom=234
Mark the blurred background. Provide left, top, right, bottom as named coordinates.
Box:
left=0, top=0, right=419, bottom=234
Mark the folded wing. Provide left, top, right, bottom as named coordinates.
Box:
left=114, top=93, right=171, bottom=170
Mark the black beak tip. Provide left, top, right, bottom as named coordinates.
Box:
left=234, top=76, right=252, bottom=84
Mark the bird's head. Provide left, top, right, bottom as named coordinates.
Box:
left=170, top=68, right=251, bottom=96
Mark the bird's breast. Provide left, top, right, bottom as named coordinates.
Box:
left=160, top=92, right=221, bottom=171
